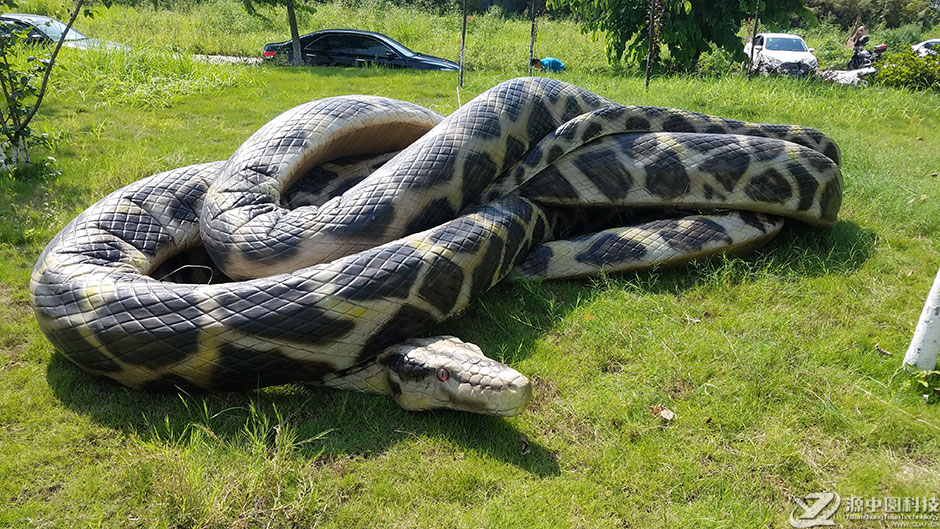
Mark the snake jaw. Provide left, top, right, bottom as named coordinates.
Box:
left=379, top=336, right=533, bottom=416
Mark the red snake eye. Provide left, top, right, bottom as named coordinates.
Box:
left=436, top=368, right=450, bottom=382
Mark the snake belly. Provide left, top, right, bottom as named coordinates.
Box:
left=30, top=77, right=843, bottom=396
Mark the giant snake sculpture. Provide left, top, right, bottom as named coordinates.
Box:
left=30, top=78, right=842, bottom=416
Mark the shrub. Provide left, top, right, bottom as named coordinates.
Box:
left=879, top=22, right=931, bottom=52
left=696, top=46, right=740, bottom=77
left=874, top=50, right=940, bottom=91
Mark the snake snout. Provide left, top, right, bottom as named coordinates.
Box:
left=380, top=336, right=533, bottom=416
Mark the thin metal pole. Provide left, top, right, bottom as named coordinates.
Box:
left=528, top=0, right=536, bottom=75
left=748, top=0, right=760, bottom=75
left=459, top=0, right=467, bottom=87
left=644, top=0, right=655, bottom=90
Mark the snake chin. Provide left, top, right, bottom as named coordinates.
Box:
left=380, top=336, right=533, bottom=416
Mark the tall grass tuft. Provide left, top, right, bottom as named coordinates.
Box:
left=52, top=47, right=253, bottom=108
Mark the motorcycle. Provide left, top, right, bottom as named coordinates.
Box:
left=847, top=35, right=888, bottom=70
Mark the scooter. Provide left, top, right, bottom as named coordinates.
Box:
left=847, top=35, right=888, bottom=70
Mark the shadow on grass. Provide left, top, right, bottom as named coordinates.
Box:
left=46, top=352, right=562, bottom=477
left=43, top=220, right=873, bottom=478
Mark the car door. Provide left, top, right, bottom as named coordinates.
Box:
left=304, top=34, right=352, bottom=66
left=349, top=36, right=404, bottom=68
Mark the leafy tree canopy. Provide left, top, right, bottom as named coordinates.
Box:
left=547, top=0, right=812, bottom=70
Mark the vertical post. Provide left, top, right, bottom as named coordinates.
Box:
left=905, top=266, right=940, bottom=371
left=528, top=0, right=537, bottom=75
left=748, top=0, right=760, bottom=75
left=644, top=0, right=655, bottom=90
left=459, top=0, right=467, bottom=87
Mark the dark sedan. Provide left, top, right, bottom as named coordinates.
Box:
left=263, top=29, right=458, bottom=71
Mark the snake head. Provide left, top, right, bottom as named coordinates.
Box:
left=379, top=336, right=533, bottom=417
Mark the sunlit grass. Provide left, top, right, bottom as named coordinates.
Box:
left=0, top=33, right=939, bottom=529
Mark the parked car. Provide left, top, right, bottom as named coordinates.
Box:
left=0, top=13, right=126, bottom=50
left=911, top=39, right=939, bottom=57
left=263, top=29, right=458, bottom=71
left=744, top=32, right=818, bottom=76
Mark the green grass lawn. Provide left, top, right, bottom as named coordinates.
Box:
left=2, top=56, right=940, bottom=528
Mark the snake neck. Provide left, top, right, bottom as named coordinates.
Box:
left=317, top=361, right=393, bottom=396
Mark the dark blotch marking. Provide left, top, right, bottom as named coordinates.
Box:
left=418, top=254, right=464, bottom=315
left=324, top=191, right=399, bottom=239
left=358, top=305, right=440, bottom=363
left=501, top=135, right=528, bottom=173
left=823, top=143, right=841, bottom=166
left=572, top=150, right=633, bottom=200
left=333, top=244, right=424, bottom=301
left=744, top=168, right=793, bottom=204
left=737, top=211, right=772, bottom=233
left=427, top=217, right=486, bottom=253
left=547, top=145, right=565, bottom=165
left=699, top=150, right=750, bottom=192
left=206, top=344, right=337, bottom=391
left=575, top=232, right=647, bottom=266
left=209, top=281, right=358, bottom=344
left=787, top=161, right=819, bottom=211
left=525, top=97, right=554, bottom=141
left=644, top=150, right=691, bottom=199
left=661, top=112, right=694, bottom=132
left=469, top=236, right=505, bottom=299
left=499, top=214, right=531, bottom=277
left=521, top=166, right=581, bottom=201
left=404, top=197, right=457, bottom=235
left=582, top=121, right=604, bottom=143
left=461, top=151, right=500, bottom=205
left=516, top=244, right=553, bottom=277
left=624, top=115, right=651, bottom=131
left=820, top=181, right=842, bottom=222
left=752, top=142, right=785, bottom=162
left=652, top=218, right=732, bottom=253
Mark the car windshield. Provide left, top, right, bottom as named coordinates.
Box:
left=765, top=37, right=807, bottom=52
left=381, top=35, right=416, bottom=57
left=37, top=19, right=86, bottom=41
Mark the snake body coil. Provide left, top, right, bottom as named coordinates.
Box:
left=30, top=78, right=842, bottom=416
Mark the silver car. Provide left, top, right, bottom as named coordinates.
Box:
left=744, top=33, right=818, bottom=76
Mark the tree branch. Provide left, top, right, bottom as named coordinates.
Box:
left=14, top=0, right=86, bottom=138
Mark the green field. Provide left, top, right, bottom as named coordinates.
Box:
left=2, top=3, right=940, bottom=528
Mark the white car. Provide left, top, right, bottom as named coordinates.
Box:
left=911, top=39, right=939, bottom=58
left=744, top=33, right=818, bottom=76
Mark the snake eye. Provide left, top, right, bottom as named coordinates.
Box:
left=436, top=368, right=450, bottom=382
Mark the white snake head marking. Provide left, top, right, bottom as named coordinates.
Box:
left=379, top=336, right=533, bottom=416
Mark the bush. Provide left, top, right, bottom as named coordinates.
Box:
left=874, top=50, right=940, bottom=91
left=696, top=46, right=740, bottom=77
left=879, top=22, right=931, bottom=52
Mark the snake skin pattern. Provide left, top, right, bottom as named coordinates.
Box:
left=29, top=78, right=842, bottom=415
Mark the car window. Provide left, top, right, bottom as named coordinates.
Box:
left=350, top=36, right=392, bottom=57
left=32, top=18, right=86, bottom=41
left=765, top=37, right=808, bottom=52
left=754, top=35, right=763, bottom=46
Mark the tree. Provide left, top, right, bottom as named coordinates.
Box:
left=243, top=0, right=313, bottom=67
left=806, top=0, right=938, bottom=29
left=546, top=0, right=812, bottom=71
left=0, top=0, right=103, bottom=173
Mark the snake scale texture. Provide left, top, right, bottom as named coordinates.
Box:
left=30, top=78, right=843, bottom=416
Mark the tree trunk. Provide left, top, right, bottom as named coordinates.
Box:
left=286, top=0, right=303, bottom=67
left=904, top=266, right=940, bottom=371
